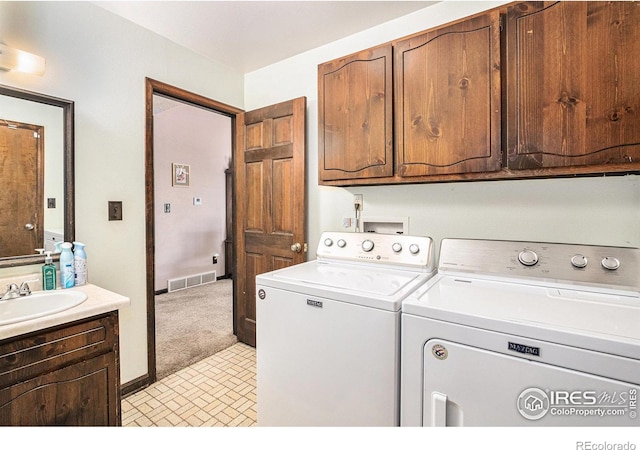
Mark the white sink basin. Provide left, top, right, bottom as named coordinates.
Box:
left=0, top=290, right=88, bottom=326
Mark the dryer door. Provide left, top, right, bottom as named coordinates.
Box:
left=423, top=339, right=639, bottom=426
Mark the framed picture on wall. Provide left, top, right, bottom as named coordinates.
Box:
left=172, top=163, right=190, bottom=187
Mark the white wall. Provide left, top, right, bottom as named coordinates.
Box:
left=244, top=1, right=640, bottom=260
left=0, top=2, right=244, bottom=384
left=154, top=101, right=231, bottom=291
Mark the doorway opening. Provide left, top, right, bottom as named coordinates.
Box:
left=144, top=78, right=243, bottom=386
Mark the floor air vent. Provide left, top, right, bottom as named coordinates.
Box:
left=167, top=271, right=217, bottom=293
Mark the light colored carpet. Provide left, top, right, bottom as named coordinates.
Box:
left=155, top=279, right=237, bottom=380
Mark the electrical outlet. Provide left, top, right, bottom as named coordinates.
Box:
left=354, top=194, right=363, bottom=211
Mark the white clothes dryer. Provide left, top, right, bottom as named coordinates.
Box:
left=256, top=231, right=436, bottom=426
left=401, top=238, right=640, bottom=427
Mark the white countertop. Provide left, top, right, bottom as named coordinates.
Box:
left=0, top=283, right=130, bottom=340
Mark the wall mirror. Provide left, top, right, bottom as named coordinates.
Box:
left=0, top=83, right=74, bottom=268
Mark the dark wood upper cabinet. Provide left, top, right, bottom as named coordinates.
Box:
left=318, top=44, right=393, bottom=182
left=317, top=1, right=640, bottom=186
left=505, top=1, right=640, bottom=172
left=395, top=11, right=502, bottom=178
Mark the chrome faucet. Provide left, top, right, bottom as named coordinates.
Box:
left=1, top=280, right=37, bottom=300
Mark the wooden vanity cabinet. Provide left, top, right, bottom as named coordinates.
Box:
left=394, top=10, right=503, bottom=179
left=505, top=1, right=640, bottom=173
left=318, top=44, right=393, bottom=182
left=0, top=312, right=121, bottom=426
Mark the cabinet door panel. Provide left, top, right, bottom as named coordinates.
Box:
left=506, top=1, right=640, bottom=170
left=318, top=44, right=393, bottom=181
left=395, top=12, right=502, bottom=177
left=0, top=354, right=117, bottom=426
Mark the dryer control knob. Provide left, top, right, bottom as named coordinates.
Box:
left=362, top=239, right=375, bottom=252
left=392, top=242, right=402, bottom=253
left=571, top=254, right=588, bottom=268
left=518, top=249, right=539, bottom=266
left=409, top=244, right=420, bottom=255
left=337, top=239, right=347, bottom=248
left=601, top=256, right=620, bottom=270
left=324, top=238, right=333, bottom=247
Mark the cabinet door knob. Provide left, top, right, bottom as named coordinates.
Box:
left=291, top=243, right=302, bottom=253
left=24, top=223, right=34, bottom=231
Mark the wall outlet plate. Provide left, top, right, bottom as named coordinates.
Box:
left=354, top=194, right=363, bottom=211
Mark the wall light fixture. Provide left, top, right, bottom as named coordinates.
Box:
left=0, top=42, right=46, bottom=76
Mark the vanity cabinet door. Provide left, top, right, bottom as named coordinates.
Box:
left=0, top=312, right=120, bottom=426
left=318, top=44, right=393, bottom=182
left=394, top=11, right=502, bottom=178
left=0, top=353, right=117, bottom=426
left=505, top=1, right=640, bottom=172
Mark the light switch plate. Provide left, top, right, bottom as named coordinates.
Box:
left=108, top=201, right=123, bottom=221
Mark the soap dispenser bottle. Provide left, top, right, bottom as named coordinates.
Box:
left=42, top=251, right=57, bottom=291
left=60, top=242, right=75, bottom=289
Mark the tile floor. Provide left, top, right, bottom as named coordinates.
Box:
left=122, top=342, right=256, bottom=427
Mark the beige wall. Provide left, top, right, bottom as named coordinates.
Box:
left=0, top=1, right=243, bottom=383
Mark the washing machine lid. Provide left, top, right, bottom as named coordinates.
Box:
left=256, top=260, right=433, bottom=311
left=403, top=274, right=640, bottom=354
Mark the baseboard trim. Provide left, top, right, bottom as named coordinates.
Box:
left=121, top=374, right=151, bottom=398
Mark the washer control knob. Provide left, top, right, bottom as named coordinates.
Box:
left=601, top=256, right=620, bottom=270
left=409, top=244, right=420, bottom=255
left=392, top=242, right=403, bottom=253
left=362, top=239, right=375, bottom=252
left=518, top=249, right=539, bottom=266
left=324, top=238, right=333, bottom=247
left=570, top=254, right=588, bottom=268
left=337, top=239, right=347, bottom=248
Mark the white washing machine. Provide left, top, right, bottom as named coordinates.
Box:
left=256, top=231, right=436, bottom=426
left=401, top=238, right=640, bottom=427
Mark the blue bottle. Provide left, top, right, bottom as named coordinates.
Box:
left=73, top=242, right=87, bottom=286
left=60, top=242, right=75, bottom=289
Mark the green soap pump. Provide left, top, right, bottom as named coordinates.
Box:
left=42, top=251, right=57, bottom=290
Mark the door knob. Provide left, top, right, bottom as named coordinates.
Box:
left=291, top=242, right=302, bottom=253
left=24, top=223, right=34, bottom=231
